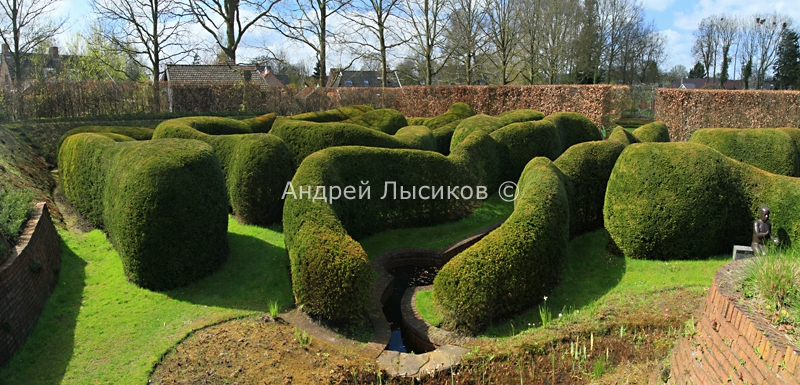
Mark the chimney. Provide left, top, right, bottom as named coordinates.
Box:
left=49, top=46, right=59, bottom=59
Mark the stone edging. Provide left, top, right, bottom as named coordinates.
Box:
left=0, top=202, right=61, bottom=367
left=402, top=286, right=478, bottom=349
left=668, top=259, right=800, bottom=384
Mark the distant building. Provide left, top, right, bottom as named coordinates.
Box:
left=162, top=63, right=271, bottom=90
left=0, top=44, right=80, bottom=90
left=671, top=78, right=745, bottom=90
left=326, top=69, right=401, bottom=88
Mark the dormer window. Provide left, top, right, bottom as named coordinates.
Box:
left=363, top=80, right=369, bottom=86
left=344, top=80, right=353, bottom=86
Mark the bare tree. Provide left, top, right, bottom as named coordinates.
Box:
left=187, top=0, right=280, bottom=63
left=716, top=16, right=738, bottom=88
left=445, top=0, right=486, bottom=84
left=482, top=0, right=521, bottom=84
left=518, top=0, right=543, bottom=83
left=0, top=0, right=65, bottom=89
left=340, top=0, right=408, bottom=86
left=268, top=0, right=349, bottom=86
left=403, top=0, right=450, bottom=85
left=537, top=0, right=579, bottom=84
left=692, top=15, right=718, bottom=84
left=573, top=0, right=602, bottom=83
left=597, top=0, right=642, bottom=83
left=751, top=12, right=791, bottom=89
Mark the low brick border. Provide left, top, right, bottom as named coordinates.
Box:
left=402, top=286, right=477, bottom=348
left=0, top=202, right=61, bottom=367
left=668, top=259, right=800, bottom=384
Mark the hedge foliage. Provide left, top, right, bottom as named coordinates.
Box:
left=689, top=128, right=799, bottom=176
left=270, top=118, right=435, bottom=165
left=604, top=142, right=800, bottom=260
left=58, top=126, right=154, bottom=150
left=283, top=146, right=478, bottom=322
left=420, top=102, right=475, bottom=130
left=58, top=133, right=228, bottom=289
left=153, top=117, right=295, bottom=225
left=288, top=105, right=373, bottom=122
left=242, top=112, right=277, bottom=133
left=607, top=126, right=638, bottom=144
left=344, top=108, right=408, bottom=134
left=433, top=157, right=570, bottom=334
left=632, top=121, right=670, bottom=142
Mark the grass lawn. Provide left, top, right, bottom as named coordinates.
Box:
left=359, top=194, right=514, bottom=258
left=0, top=217, right=292, bottom=385
left=417, top=229, right=729, bottom=338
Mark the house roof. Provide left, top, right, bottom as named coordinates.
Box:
left=164, top=64, right=271, bottom=90
left=326, top=70, right=400, bottom=87
left=1, top=46, right=80, bottom=82
left=672, top=78, right=745, bottom=90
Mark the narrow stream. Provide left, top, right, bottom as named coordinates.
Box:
left=382, top=265, right=439, bottom=354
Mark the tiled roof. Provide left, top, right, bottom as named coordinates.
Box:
left=164, top=64, right=271, bottom=90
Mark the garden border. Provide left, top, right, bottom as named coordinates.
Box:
left=0, top=202, right=61, bottom=367
left=668, top=259, right=800, bottom=384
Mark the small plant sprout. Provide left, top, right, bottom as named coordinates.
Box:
left=269, top=300, right=279, bottom=318
left=294, top=327, right=312, bottom=347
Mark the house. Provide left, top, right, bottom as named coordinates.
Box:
left=672, top=78, right=745, bottom=90
left=0, top=44, right=79, bottom=90
left=256, top=66, right=288, bottom=88
left=326, top=69, right=401, bottom=88
left=162, top=63, right=272, bottom=90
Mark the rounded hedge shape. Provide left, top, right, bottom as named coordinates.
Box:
left=422, top=102, right=475, bottom=130
left=345, top=108, right=408, bottom=134
left=689, top=128, right=799, bottom=176
left=433, top=157, right=570, bottom=334
left=431, top=120, right=460, bottom=155
left=632, top=121, right=670, bottom=142
left=58, top=126, right=154, bottom=150
left=490, top=120, right=562, bottom=183
left=394, top=125, right=437, bottom=151
left=243, top=112, right=277, bottom=133
left=450, top=115, right=506, bottom=151
left=167, top=116, right=253, bottom=135
left=284, top=146, right=479, bottom=322
left=607, top=126, right=638, bottom=145
left=448, top=129, right=504, bottom=190
left=270, top=118, right=434, bottom=166
left=554, top=140, right=626, bottom=238
left=59, top=134, right=228, bottom=290
left=545, top=112, right=603, bottom=149
left=153, top=117, right=296, bottom=225
left=604, top=142, right=800, bottom=260
left=289, top=105, right=373, bottom=122
left=497, top=109, right=545, bottom=125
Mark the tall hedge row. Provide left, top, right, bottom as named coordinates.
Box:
left=283, top=146, right=479, bottom=322
left=289, top=105, right=373, bottom=122
left=270, top=118, right=436, bottom=165
left=58, top=133, right=229, bottom=290
left=153, top=117, right=296, bottom=225
left=58, top=126, right=154, bottom=150
left=433, top=157, right=570, bottom=334
left=344, top=108, right=408, bottom=134
left=604, top=142, right=800, bottom=260
left=631, top=121, right=670, bottom=143
left=689, top=128, right=800, bottom=176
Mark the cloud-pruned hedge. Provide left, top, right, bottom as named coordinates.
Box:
left=689, top=128, right=799, bottom=176
left=58, top=126, right=154, bottom=150
left=58, top=133, right=228, bottom=290
left=153, top=117, right=295, bottom=225
left=604, top=142, right=800, bottom=260
left=345, top=108, right=408, bottom=134
left=289, top=105, right=373, bottom=122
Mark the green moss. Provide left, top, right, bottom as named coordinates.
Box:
left=289, top=105, right=373, bottom=122
left=689, top=128, right=799, bottom=176
left=58, top=134, right=229, bottom=289
left=433, top=157, right=570, bottom=334
left=604, top=142, right=800, bottom=260
left=153, top=117, right=296, bottom=225
left=345, top=108, right=408, bottom=134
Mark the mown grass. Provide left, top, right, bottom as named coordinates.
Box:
left=417, top=229, right=729, bottom=338
left=0, top=217, right=292, bottom=385
left=359, top=194, right=514, bottom=258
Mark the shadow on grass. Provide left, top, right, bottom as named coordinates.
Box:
left=166, top=232, right=294, bottom=313
left=483, top=230, right=626, bottom=337
left=0, top=238, right=87, bottom=385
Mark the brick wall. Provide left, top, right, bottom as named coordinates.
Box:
left=0, top=202, right=61, bottom=367
left=668, top=260, right=800, bottom=384
left=336, top=85, right=631, bottom=128
left=655, top=89, right=800, bottom=142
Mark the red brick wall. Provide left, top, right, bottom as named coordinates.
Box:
left=336, top=85, right=631, bottom=128
left=0, top=202, right=61, bottom=366
left=655, top=89, right=800, bottom=142
left=669, top=260, right=800, bottom=384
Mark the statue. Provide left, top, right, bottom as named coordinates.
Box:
left=752, top=206, right=779, bottom=256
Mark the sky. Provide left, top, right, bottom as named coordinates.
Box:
left=51, top=0, right=800, bottom=77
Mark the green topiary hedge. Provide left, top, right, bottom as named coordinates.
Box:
left=58, top=133, right=228, bottom=290
left=421, top=102, right=475, bottom=130
left=270, top=118, right=435, bottom=165
left=433, top=157, right=570, bottom=334
left=449, top=115, right=507, bottom=151
left=545, top=112, right=603, bottom=149
left=604, top=142, right=800, bottom=260
left=289, top=105, right=373, bottom=122
left=243, top=112, right=277, bottom=133
left=153, top=117, right=296, bottom=225
left=345, top=108, right=408, bottom=134
left=490, top=120, right=562, bottom=183
left=431, top=120, right=460, bottom=155
left=632, top=121, right=670, bottom=142
left=607, top=126, right=638, bottom=145
left=283, top=146, right=479, bottom=322
left=689, top=128, right=799, bottom=176
left=58, top=126, right=154, bottom=150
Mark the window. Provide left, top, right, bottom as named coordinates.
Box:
left=344, top=80, right=353, bottom=86
left=363, top=80, right=369, bottom=86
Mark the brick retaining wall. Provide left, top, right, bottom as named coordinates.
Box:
left=668, top=260, right=800, bottom=384
left=0, top=203, right=61, bottom=367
